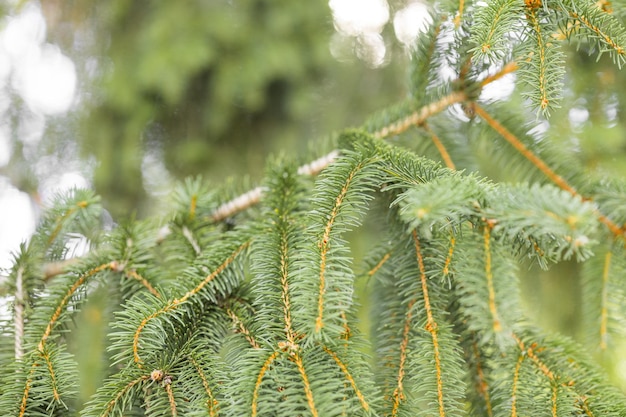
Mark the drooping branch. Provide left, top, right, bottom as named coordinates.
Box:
left=38, top=261, right=121, bottom=352
left=483, top=226, right=502, bottom=333
left=294, top=353, right=319, bottom=417
left=189, top=355, right=219, bottom=416
left=472, top=342, right=494, bottom=417
left=14, top=266, right=24, bottom=360
left=133, top=242, right=249, bottom=366
left=322, top=346, right=371, bottom=412
left=102, top=375, right=150, bottom=417
left=208, top=63, right=518, bottom=223
left=412, top=230, right=445, bottom=417
left=251, top=351, right=280, bottom=417
left=511, top=353, right=525, bottom=417
left=422, top=122, right=456, bottom=170
left=474, top=104, right=625, bottom=239
left=315, top=161, right=366, bottom=333
left=227, top=308, right=260, bottom=349
left=391, top=298, right=414, bottom=416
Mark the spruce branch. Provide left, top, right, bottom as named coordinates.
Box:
left=470, top=0, right=523, bottom=62
left=510, top=353, right=525, bottom=417
left=293, top=353, right=319, bottom=417
left=314, top=158, right=370, bottom=334
left=471, top=342, right=494, bottom=417
left=101, top=374, right=150, bottom=417
left=8, top=4, right=626, bottom=415
left=132, top=240, right=249, bottom=367
left=47, top=199, right=91, bottom=246
left=367, top=252, right=391, bottom=277
left=322, top=346, right=371, bottom=412
left=207, top=62, right=519, bottom=225
left=422, top=122, right=456, bottom=170
left=18, top=361, right=38, bottom=417
left=124, top=269, right=161, bottom=298
left=37, top=261, right=121, bottom=353
left=479, top=61, right=518, bottom=87
left=14, top=266, right=24, bottom=360
left=411, top=231, right=446, bottom=417
left=390, top=297, right=414, bottom=416
left=226, top=307, right=260, bottom=349
left=442, top=234, right=456, bottom=277
left=454, top=0, right=465, bottom=28
left=250, top=351, right=280, bottom=417
left=482, top=225, right=502, bottom=333
left=522, top=4, right=564, bottom=114
left=164, top=381, right=178, bottom=417
left=474, top=104, right=625, bottom=239
left=373, top=91, right=467, bottom=139
left=564, top=0, right=626, bottom=65
left=188, top=355, right=220, bottom=416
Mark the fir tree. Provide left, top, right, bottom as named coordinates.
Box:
left=3, top=0, right=626, bottom=416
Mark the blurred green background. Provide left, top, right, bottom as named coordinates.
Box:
left=2, top=0, right=626, bottom=406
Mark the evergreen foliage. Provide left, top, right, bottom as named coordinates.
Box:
left=3, top=1, right=626, bottom=416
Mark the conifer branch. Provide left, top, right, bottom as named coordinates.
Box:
left=38, top=261, right=120, bottom=352
left=412, top=230, right=445, bottom=417
left=227, top=307, right=260, bottom=349
left=211, top=151, right=341, bottom=223
left=8, top=5, right=626, bottom=411
left=479, top=62, right=518, bottom=87
left=133, top=242, right=249, bottom=366
left=322, top=346, right=370, bottom=412
left=513, top=335, right=562, bottom=415
left=164, top=382, right=177, bottom=417
left=189, top=193, right=197, bottom=220
left=43, top=258, right=78, bottom=281
left=294, top=353, right=319, bottom=417
left=48, top=199, right=90, bottom=246
left=511, top=353, right=524, bottom=417
left=18, top=362, right=38, bottom=417
left=205, top=66, right=517, bottom=225
left=297, top=150, right=341, bottom=176
left=125, top=269, right=161, bottom=298
left=422, top=123, right=456, bottom=170
left=569, top=10, right=626, bottom=58
left=102, top=375, right=150, bottom=417
left=579, top=396, right=595, bottom=417
left=472, top=342, right=493, bottom=417
left=551, top=383, right=558, bottom=417
left=18, top=262, right=121, bottom=415
left=315, top=160, right=367, bottom=333
left=211, top=186, right=266, bottom=223
left=474, top=104, right=576, bottom=197
left=373, top=91, right=467, bottom=139
left=189, top=355, right=219, bottom=416
left=367, top=252, right=390, bottom=277
left=14, top=266, right=24, bottom=360
left=391, top=298, right=414, bottom=416
left=279, top=229, right=297, bottom=345
left=182, top=225, right=202, bottom=255
left=526, top=7, right=550, bottom=111
left=483, top=226, right=502, bottom=333
left=339, top=310, right=351, bottom=342
left=251, top=351, right=280, bottom=417
left=454, top=0, right=465, bottom=28
left=442, top=235, right=455, bottom=276
left=474, top=104, right=626, bottom=238
left=42, top=350, right=61, bottom=402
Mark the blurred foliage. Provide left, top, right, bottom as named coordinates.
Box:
left=37, top=0, right=406, bottom=217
